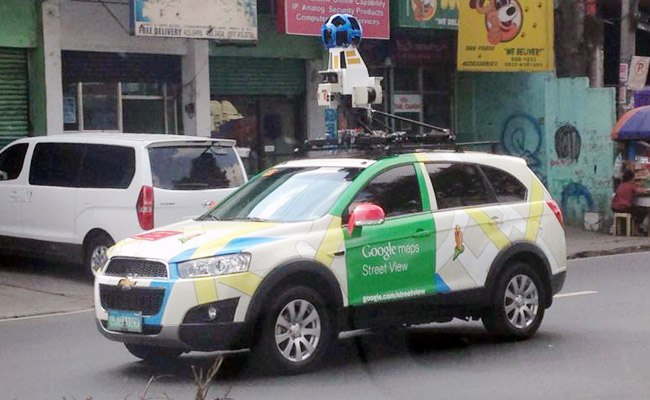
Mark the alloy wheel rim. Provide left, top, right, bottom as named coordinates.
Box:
left=274, top=299, right=321, bottom=363
left=90, top=245, right=108, bottom=275
left=504, top=274, right=539, bottom=329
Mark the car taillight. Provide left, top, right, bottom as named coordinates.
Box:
left=546, top=199, right=564, bottom=228
left=137, top=185, right=154, bottom=230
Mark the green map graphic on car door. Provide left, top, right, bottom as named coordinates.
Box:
left=345, top=213, right=436, bottom=305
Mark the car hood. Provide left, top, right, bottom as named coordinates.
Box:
left=107, top=219, right=314, bottom=263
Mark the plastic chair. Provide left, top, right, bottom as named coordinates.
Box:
left=613, top=212, right=634, bottom=236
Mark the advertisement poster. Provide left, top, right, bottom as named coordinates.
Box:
left=393, top=94, right=422, bottom=113
left=278, top=0, right=390, bottom=40
left=393, top=0, right=458, bottom=30
left=131, top=0, right=257, bottom=41
left=457, top=0, right=554, bottom=72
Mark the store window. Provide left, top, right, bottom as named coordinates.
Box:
left=63, top=82, right=180, bottom=133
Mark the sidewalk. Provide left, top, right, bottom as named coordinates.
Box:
left=566, top=226, right=650, bottom=259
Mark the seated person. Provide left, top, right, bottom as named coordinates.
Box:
left=612, top=170, right=650, bottom=232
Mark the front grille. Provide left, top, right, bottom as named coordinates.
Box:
left=100, top=284, right=165, bottom=315
left=105, top=258, right=168, bottom=278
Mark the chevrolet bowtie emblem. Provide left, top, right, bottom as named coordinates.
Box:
left=118, top=278, right=136, bottom=290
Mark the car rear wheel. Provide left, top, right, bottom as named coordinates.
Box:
left=84, top=233, right=114, bottom=276
left=124, top=343, right=182, bottom=363
left=253, top=286, right=334, bottom=375
left=482, top=262, right=546, bottom=340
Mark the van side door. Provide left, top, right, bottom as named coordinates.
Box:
left=23, top=142, right=83, bottom=244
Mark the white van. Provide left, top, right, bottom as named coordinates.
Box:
left=0, top=133, right=247, bottom=274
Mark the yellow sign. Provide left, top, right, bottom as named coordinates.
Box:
left=457, top=0, right=554, bottom=72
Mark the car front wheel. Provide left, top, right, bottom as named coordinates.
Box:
left=482, top=262, right=546, bottom=340
left=253, top=286, right=335, bottom=375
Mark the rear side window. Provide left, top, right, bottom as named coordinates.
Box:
left=350, top=164, right=423, bottom=218
left=79, top=144, right=136, bottom=189
left=427, top=163, right=493, bottom=209
left=481, top=165, right=527, bottom=203
left=0, top=143, right=28, bottom=181
left=149, top=144, right=244, bottom=190
left=29, top=143, right=84, bottom=187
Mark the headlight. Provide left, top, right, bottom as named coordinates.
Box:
left=177, top=253, right=251, bottom=278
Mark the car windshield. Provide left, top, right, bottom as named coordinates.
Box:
left=201, top=167, right=362, bottom=222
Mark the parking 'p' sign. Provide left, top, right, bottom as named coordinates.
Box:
left=628, top=56, right=650, bottom=91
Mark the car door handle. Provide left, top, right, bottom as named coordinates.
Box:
left=489, top=217, right=502, bottom=225
left=412, top=229, right=433, bottom=238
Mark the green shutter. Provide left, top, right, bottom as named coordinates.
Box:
left=0, top=48, right=28, bottom=148
left=210, top=57, right=305, bottom=96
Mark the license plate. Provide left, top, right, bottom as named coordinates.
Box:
left=107, top=310, right=142, bottom=333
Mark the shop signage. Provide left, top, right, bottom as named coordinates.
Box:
left=394, top=36, right=451, bottom=65
left=278, top=0, right=390, bottom=40
left=628, top=56, right=650, bottom=91
left=130, top=0, right=257, bottom=41
left=393, top=94, right=422, bottom=113
left=393, top=0, right=458, bottom=30
left=457, top=0, right=554, bottom=72
left=619, top=63, right=629, bottom=83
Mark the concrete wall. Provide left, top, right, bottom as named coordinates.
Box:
left=456, top=72, right=616, bottom=226
left=544, top=77, right=616, bottom=226
left=455, top=72, right=549, bottom=183
left=0, top=0, right=38, bottom=48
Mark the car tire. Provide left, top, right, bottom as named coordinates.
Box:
left=84, top=233, right=114, bottom=276
left=252, top=286, right=335, bottom=375
left=482, top=261, right=546, bottom=341
left=124, top=343, right=183, bottom=363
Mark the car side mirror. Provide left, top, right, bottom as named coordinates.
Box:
left=347, top=203, right=385, bottom=236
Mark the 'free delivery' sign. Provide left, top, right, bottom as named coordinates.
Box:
left=278, top=0, right=390, bottom=40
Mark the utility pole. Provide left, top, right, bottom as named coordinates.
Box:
left=619, top=0, right=638, bottom=118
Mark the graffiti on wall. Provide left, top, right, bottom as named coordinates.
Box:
left=554, top=124, right=581, bottom=164
left=560, top=181, right=595, bottom=224
left=501, top=114, right=546, bottom=183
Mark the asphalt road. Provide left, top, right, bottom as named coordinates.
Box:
left=2, top=252, right=650, bottom=400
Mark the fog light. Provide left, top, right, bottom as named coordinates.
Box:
left=207, top=306, right=218, bottom=321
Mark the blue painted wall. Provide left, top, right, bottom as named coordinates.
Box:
left=456, top=72, right=616, bottom=226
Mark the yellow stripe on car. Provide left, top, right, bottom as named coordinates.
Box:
left=191, top=223, right=276, bottom=259
left=466, top=208, right=511, bottom=250
left=315, top=216, right=344, bottom=267
left=525, top=180, right=544, bottom=241
left=194, top=277, right=218, bottom=304
left=218, top=272, right=263, bottom=296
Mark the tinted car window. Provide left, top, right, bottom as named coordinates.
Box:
left=0, top=143, right=28, bottom=181
left=481, top=165, right=527, bottom=203
left=79, top=144, right=135, bottom=189
left=29, top=143, right=84, bottom=187
left=427, top=163, right=493, bottom=209
left=149, top=144, right=244, bottom=190
left=350, top=164, right=422, bottom=218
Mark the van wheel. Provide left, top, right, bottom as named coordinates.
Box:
left=482, top=262, right=546, bottom=340
left=124, top=343, right=182, bottom=363
left=253, top=286, right=334, bottom=375
left=84, top=233, right=114, bottom=276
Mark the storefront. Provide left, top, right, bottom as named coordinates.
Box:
left=61, top=51, right=182, bottom=134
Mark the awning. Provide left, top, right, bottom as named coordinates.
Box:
left=612, top=105, right=650, bottom=140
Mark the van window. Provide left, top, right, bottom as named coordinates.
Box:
left=79, top=144, right=136, bottom=189
left=427, top=163, right=494, bottom=209
left=29, top=143, right=84, bottom=187
left=480, top=165, right=527, bottom=203
left=0, top=143, right=28, bottom=181
left=149, top=144, right=244, bottom=190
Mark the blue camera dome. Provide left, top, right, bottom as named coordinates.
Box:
left=320, top=14, right=363, bottom=49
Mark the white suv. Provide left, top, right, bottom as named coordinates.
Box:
left=0, top=133, right=247, bottom=274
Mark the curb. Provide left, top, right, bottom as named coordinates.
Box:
left=568, top=245, right=650, bottom=260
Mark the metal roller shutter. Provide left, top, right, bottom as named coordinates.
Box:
left=0, top=48, right=29, bottom=148
left=210, top=57, right=305, bottom=96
